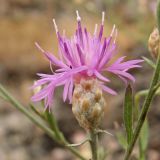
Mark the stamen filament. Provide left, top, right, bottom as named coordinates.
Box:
left=53, top=19, right=58, bottom=33
left=102, top=11, right=105, bottom=25
left=76, top=10, right=81, bottom=21
left=114, top=29, right=118, bottom=44
left=110, top=24, right=116, bottom=37
left=94, top=24, right=98, bottom=35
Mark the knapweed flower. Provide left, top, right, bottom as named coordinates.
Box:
left=32, top=11, right=142, bottom=129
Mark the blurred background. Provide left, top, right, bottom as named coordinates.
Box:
left=0, top=0, right=160, bottom=160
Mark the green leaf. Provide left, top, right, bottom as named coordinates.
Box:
left=123, top=85, right=133, bottom=145
left=45, top=111, right=65, bottom=141
left=66, top=138, right=90, bottom=147
left=98, top=147, right=108, bottom=160
left=140, top=120, right=149, bottom=152
left=139, top=120, right=149, bottom=160
left=116, top=132, right=127, bottom=150
left=142, top=56, right=156, bottom=69
left=29, top=103, right=45, bottom=120
left=0, top=91, right=8, bottom=101
left=0, top=84, right=57, bottom=141
left=0, top=84, right=87, bottom=160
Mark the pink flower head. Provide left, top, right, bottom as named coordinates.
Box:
left=31, top=11, right=143, bottom=110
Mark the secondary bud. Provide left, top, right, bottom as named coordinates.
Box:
left=33, top=81, right=42, bottom=95
left=148, top=27, right=160, bottom=58
left=72, top=78, right=105, bottom=130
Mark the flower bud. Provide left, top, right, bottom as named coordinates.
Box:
left=72, top=78, right=105, bottom=130
left=148, top=27, right=160, bottom=58
left=33, top=81, right=42, bottom=95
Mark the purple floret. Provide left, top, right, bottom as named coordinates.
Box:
left=31, top=11, right=143, bottom=110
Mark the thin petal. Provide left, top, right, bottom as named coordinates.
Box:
left=35, top=42, right=67, bottom=68
left=63, top=79, right=70, bottom=102
left=76, top=43, right=85, bottom=65
left=108, top=70, right=135, bottom=82
left=98, top=44, right=116, bottom=69
left=100, top=84, right=117, bottom=95
left=68, top=78, right=73, bottom=104
left=94, top=70, right=110, bottom=82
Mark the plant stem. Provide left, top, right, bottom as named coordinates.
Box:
left=123, top=51, right=160, bottom=160
left=0, top=84, right=86, bottom=160
left=134, top=90, right=148, bottom=121
left=138, top=137, right=145, bottom=160
left=45, top=111, right=64, bottom=141
left=89, top=129, right=98, bottom=160
left=0, top=85, right=57, bottom=140
left=135, top=91, right=147, bottom=160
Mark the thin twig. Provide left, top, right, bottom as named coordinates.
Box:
left=0, top=84, right=87, bottom=160
left=89, top=129, right=98, bottom=160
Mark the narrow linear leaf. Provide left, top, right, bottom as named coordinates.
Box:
left=29, top=103, right=45, bottom=120
left=123, top=84, right=133, bottom=145
left=45, top=111, right=65, bottom=141
left=116, top=132, right=127, bottom=150
left=142, top=56, right=156, bottom=69
left=139, top=120, right=149, bottom=160
left=66, top=138, right=90, bottom=147
left=0, top=84, right=87, bottom=160
left=98, top=147, right=108, bottom=160
left=140, top=120, right=149, bottom=152
left=0, top=92, right=8, bottom=101
left=0, top=84, right=57, bottom=140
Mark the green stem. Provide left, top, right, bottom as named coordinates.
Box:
left=45, top=111, right=64, bottom=141
left=0, top=85, right=57, bottom=140
left=124, top=1, right=160, bottom=153
left=89, top=129, right=98, bottom=160
left=135, top=91, right=147, bottom=160
left=123, top=49, right=160, bottom=160
left=134, top=90, right=148, bottom=121
left=134, top=82, right=160, bottom=160
left=0, top=84, right=86, bottom=160
left=139, top=137, right=145, bottom=160
left=29, top=103, right=46, bottom=120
